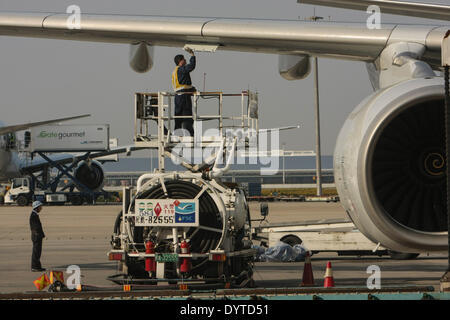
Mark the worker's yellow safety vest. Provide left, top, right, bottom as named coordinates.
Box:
left=172, top=66, right=193, bottom=92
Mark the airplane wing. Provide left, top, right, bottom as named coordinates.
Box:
left=19, top=144, right=147, bottom=174
left=299, top=0, right=450, bottom=21
left=259, top=125, right=301, bottom=133
left=0, top=114, right=90, bottom=136
left=0, top=11, right=447, bottom=66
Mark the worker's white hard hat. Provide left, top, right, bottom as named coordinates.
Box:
left=32, top=201, right=43, bottom=210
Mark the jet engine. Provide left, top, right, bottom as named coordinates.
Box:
left=334, top=77, right=448, bottom=253
left=74, top=160, right=105, bottom=191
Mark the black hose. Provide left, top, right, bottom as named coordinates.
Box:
left=113, top=210, right=122, bottom=235
left=130, top=180, right=223, bottom=273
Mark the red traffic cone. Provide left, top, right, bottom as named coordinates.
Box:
left=323, top=261, right=335, bottom=288
left=301, top=252, right=315, bottom=286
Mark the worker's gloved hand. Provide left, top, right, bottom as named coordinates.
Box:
left=184, top=47, right=194, bottom=56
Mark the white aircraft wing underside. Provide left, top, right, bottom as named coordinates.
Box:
left=0, top=12, right=447, bottom=64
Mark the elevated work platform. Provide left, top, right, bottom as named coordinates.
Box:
left=133, top=90, right=260, bottom=172
left=134, top=91, right=259, bottom=148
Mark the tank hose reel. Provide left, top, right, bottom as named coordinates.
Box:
left=115, top=179, right=224, bottom=274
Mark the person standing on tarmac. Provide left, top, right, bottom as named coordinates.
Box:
left=172, top=48, right=197, bottom=136
left=30, top=201, right=46, bottom=272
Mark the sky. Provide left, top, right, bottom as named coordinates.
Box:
left=0, top=0, right=447, bottom=156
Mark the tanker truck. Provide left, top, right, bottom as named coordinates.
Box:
left=108, top=171, right=256, bottom=287
left=107, top=91, right=260, bottom=287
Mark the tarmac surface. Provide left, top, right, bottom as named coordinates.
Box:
left=0, top=202, right=447, bottom=294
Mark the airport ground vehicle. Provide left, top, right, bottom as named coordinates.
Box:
left=252, top=209, right=420, bottom=260
left=0, top=183, right=8, bottom=204
left=108, top=91, right=260, bottom=286
left=4, top=177, right=117, bottom=206
left=109, top=173, right=256, bottom=286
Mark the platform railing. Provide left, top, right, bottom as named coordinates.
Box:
left=134, top=90, right=259, bottom=149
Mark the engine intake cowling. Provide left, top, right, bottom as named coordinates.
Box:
left=74, top=160, right=105, bottom=191
left=334, top=77, right=448, bottom=253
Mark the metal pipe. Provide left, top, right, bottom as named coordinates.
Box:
left=210, top=138, right=237, bottom=178
left=313, top=57, right=323, bottom=196
left=445, top=65, right=450, bottom=272
left=172, top=227, right=180, bottom=277
left=136, top=173, right=155, bottom=192
left=172, top=228, right=179, bottom=249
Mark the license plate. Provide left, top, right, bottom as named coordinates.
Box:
left=134, top=199, right=199, bottom=227
left=155, top=253, right=178, bottom=263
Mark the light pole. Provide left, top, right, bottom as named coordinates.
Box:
left=203, top=73, right=207, bottom=92
left=150, top=149, right=153, bottom=172
left=441, top=35, right=450, bottom=292
left=282, top=143, right=286, bottom=184
left=313, top=57, right=323, bottom=196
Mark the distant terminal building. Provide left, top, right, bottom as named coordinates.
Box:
left=102, top=150, right=335, bottom=189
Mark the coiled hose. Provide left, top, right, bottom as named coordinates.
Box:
left=113, top=179, right=223, bottom=273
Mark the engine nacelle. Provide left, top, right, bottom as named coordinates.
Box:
left=74, top=160, right=105, bottom=191
left=278, top=54, right=311, bottom=80
left=129, top=42, right=154, bottom=73
left=334, top=77, right=447, bottom=253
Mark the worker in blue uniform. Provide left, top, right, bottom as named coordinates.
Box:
left=172, top=48, right=196, bottom=136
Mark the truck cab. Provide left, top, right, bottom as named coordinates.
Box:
left=4, top=177, right=32, bottom=206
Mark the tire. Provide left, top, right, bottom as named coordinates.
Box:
left=16, top=195, right=29, bottom=206
left=0, top=195, right=4, bottom=205
left=125, top=259, right=148, bottom=279
left=280, top=235, right=302, bottom=246
left=388, top=251, right=420, bottom=260
left=84, top=195, right=94, bottom=205
left=70, top=195, right=83, bottom=206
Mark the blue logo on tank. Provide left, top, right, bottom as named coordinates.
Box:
left=175, top=202, right=196, bottom=223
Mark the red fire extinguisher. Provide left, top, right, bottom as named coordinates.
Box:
left=145, top=240, right=156, bottom=273
left=180, top=240, right=191, bottom=274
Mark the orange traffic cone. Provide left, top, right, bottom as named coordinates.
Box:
left=323, top=261, right=335, bottom=288
left=301, top=252, right=315, bottom=286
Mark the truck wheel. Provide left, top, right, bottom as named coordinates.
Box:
left=388, top=251, right=420, bottom=260
left=84, top=195, right=94, bottom=205
left=70, top=195, right=83, bottom=206
left=16, top=195, right=29, bottom=206
left=0, top=195, right=4, bottom=205
left=281, top=235, right=302, bottom=246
